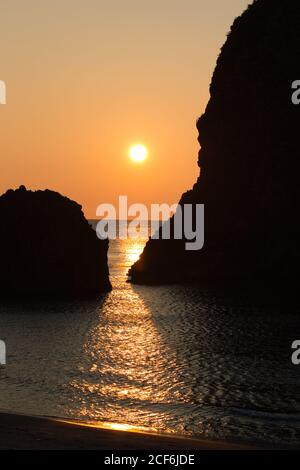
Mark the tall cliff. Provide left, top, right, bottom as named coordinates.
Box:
left=0, top=186, right=112, bottom=296
left=129, top=0, right=300, bottom=285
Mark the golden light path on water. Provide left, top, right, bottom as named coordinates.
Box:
left=0, top=225, right=297, bottom=444
left=67, top=230, right=186, bottom=435
left=56, top=418, right=157, bottom=434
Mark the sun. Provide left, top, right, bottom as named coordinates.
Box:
left=129, top=144, right=148, bottom=163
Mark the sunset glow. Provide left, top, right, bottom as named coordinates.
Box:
left=129, top=144, right=148, bottom=163
left=0, top=0, right=250, bottom=217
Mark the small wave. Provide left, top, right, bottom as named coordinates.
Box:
left=230, top=406, right=300, bottom=423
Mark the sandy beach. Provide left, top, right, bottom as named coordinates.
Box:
left=0, top=412, right=263, bottom=450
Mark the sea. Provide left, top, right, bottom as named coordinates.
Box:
left=0, top=221, right=299, bottom=447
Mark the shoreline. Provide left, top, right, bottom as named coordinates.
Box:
left=0, top=411, right=266, bottom=450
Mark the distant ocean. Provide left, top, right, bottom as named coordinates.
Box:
left=0, top=221, right=299, bottom=446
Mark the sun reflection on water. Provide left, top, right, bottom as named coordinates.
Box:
left=57, top=418, right=158, bottom=434
left=124, top=239, right=145, bottom=266
left=67, top=233, right=181, bottom=432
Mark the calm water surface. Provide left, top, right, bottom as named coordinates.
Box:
left=0, top=229, right=300, bottom=446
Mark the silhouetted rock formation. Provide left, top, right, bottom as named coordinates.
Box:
left=0, top=186, right=111, bottom=296
left=129, top=0, right=300, bottom=286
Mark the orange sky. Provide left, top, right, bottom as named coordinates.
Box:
left=0, top=0, right=249, bottom=217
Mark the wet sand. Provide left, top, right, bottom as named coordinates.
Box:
left=0, top=412, right=261, bottom=450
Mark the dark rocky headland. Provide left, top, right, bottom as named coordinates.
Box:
left=0, top=186, right=111, bottom=297
left=129, top=0, right=300, bottom=287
